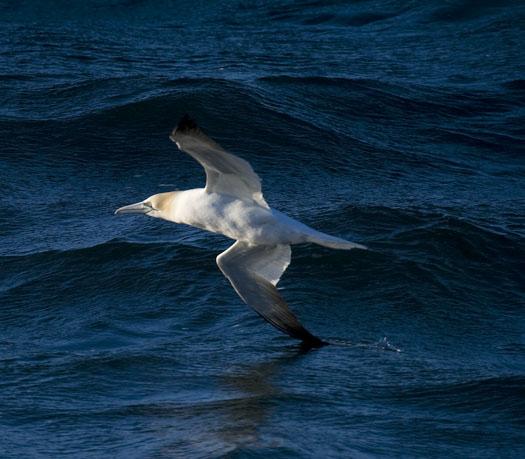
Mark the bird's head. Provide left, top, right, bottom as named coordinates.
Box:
left=114, top=192, right=177, bottom=220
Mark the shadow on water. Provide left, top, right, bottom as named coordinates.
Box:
left=212, top=337, right=400, bottom=454
left=215, top=345, right=312, bottom=451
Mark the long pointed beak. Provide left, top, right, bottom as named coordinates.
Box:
left=114, top=201, right=150, bottom=215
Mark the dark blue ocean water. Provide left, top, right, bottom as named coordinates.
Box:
left=1, top=1, right=524, bottom=457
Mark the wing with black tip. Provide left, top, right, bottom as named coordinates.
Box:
left=170, top=115, right=269, bottom=209
left=216, top=241, right=324, bottom=346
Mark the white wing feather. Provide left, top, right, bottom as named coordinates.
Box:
left=170, top=116, right=269, bottom=209
left=216, top=241, right=323, bottom=345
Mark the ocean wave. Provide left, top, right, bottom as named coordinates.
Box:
left=258, top=75, right=520, bottom=119
left=384, top=375, right=525, bottom=420
left=0, top=76, right=237, bottom=122
left=0, top=239, right=219, bottom=298
left=2, top=72, right=519, bottom=127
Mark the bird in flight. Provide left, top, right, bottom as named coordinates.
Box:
left=116, top=115, right=366, bottom=347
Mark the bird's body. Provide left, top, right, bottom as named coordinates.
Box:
left=116, top=115, right=366, bottom=347
left=155, top=188, right=342, bottom=247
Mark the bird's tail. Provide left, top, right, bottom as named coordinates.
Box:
left=307, top=231, right=367, bottom=251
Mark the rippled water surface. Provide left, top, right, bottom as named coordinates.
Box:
left=1, top=1, right=524, bottom=457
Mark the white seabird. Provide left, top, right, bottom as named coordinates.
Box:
left=115, top=115, right=367, bottom=347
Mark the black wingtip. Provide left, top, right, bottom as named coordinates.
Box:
left=299, top=336, right=329, bottom=352
left=306, top=335, right=329, bottom=348
left=294, top=326, right=328, bottom=349
left=175, top=114, right=198, bottom=133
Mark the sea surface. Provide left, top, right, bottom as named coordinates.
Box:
left=1, top=1, right=524, bottom=457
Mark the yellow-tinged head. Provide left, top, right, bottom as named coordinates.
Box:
left=114, top=191, right=179, bottom=220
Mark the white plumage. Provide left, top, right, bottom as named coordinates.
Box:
left=115, top=115, right=366, bottom=346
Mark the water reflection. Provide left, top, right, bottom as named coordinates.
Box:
left=216, top=344, right=312, bottom=451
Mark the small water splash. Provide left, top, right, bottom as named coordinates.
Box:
left=377, top=336, right=401, bottom=353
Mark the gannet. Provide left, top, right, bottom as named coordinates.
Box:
left=115, top=115, right=367, bottom=347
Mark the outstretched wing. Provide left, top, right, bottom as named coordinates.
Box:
left=170, top=115, right=269, bottom=209
left=216, top=241, right=324, bottom=346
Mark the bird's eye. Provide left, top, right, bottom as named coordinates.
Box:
left=143, top=201, right=154, bottom=211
